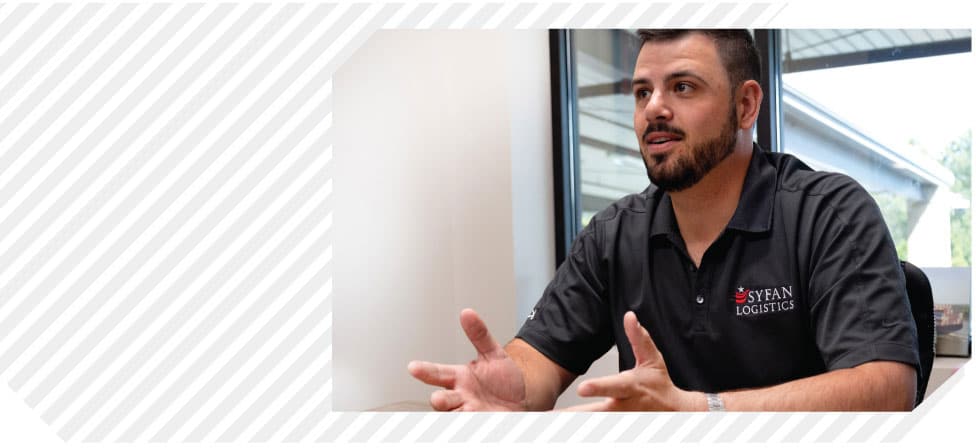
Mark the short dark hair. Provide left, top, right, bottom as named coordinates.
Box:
left=637, top=29, right=762, bottom=91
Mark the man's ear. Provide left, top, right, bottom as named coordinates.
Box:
left=736, top=80, right=763, bottom=130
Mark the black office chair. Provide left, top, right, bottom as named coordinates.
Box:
left=901, top=260, right=935, bottom=407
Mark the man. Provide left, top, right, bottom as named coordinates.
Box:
left=408, top=29, right=920, bottom=412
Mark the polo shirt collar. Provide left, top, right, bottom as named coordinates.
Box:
left=649, top=190, right=677, bottom=238
left=648, top=143, right=775, bottom=238
left=726, top=143, right=775, bottom=233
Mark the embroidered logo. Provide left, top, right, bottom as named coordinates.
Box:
left=733, top=285, right=795, bottom=317
left=734, top=286, right=749, bottom=304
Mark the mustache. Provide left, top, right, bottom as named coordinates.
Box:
left=642, top=122, right=686, bottom=141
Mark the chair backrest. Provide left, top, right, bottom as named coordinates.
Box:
left=901, top=260, right=935, bottom=407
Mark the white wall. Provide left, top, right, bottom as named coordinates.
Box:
left=335, top=30, right=618, bottom=411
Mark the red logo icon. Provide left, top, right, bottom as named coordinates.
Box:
left=734, top=286, right=749, bottom=304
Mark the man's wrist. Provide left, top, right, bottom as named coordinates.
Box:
left=677, top=390, right=709, bottom=411
left=705, top=392, right=726, bottom=411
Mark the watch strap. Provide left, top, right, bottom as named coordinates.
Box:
left=706, top=393, right=726, bottom=411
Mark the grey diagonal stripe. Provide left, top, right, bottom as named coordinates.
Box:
left=613, top=414, right=655, bottom=442
left=881, top=413, right=916, bottom=443
left=548, top=413, right=590, bottom=443
left=748, top=412, right=790, bottom=443
left=395, top=2, right=436, bottom=29
left=0, top=3, right=99, bottom=170
left=282, top=386, right=333, bottom=443
left=782, top=413, right=822, bottom=442
left=120, top=157, right=335, bottom=442
left=204, top=307, right=335, bottom=442
left=7, top=6, right=266, bottom=420
left=681, top=412, right=726, bottom=443
left=137, top=93, right=330, bottom=436
left=0, top=3, right=203, bottom=385
left=0, top=4, right=163, bottom=318
left=25, top=3, right=301, bottom=422
left=647, top=414, right=681, bottom=443
left=480, top=413, right=522, bottom=443
left=815, top=414, right=851, bottom=443
left=699, top=2, right=736, bottom=26
left=715, top=412, right=759, bottom=443
left=0, top=5, right=135, bottom=207
left=496, top=3, right=536, bottom=29
left=429, top=2, right=468, bottom=28
left=0, top=3, right=40, bottom=74
left=1, top=6, right=137, bottom=195
left=515, top=412, right=560, bottom=442
left=81, top=127, right=331, bottom=441
left=563, top=3, right=604, bottom=28
left=316, top=413, right=357, bottom=443
left=464, top=2, right=503, bottom=28
left=883, top=369, right=964, bottom=442
left=348, top=413, right=393, bottom=443
left=848, top=414, right=887, bottom=443
left=0, top=3, right=213, bottom=321
left=248, top=354, right=332, bottom=443
left=599, top=3, right=639, bottom=27
left=668, top=2, right=704, bottom=27
left=249, top=358, right=333, bottom=443
left=1, top=2, right=191, bottom=387
left=314, top=3, right=401, bottom=77
left=0, top=4, right=71, bottom=152
left=628, top=2, right=669, bottom=27
left=446, top=413, right=491, bottom=443
left=530, top=3, right=571, bottom=28
left=381, top=413, right=427, bottom=443
left=338, top=414, right=375, bottom=443
left=34, top=0, right=322, bottom=427
left=414, top=414, right=455, bottom=443
left=730, top=2, right=772, bottom=27
left=0, top=5, right=147, bottom=307
left=185, top=283, right=333, bottom=442
left=579, top=413, right=613, bottom=443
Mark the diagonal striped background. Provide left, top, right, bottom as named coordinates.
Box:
left=0, top=1, right=964, bottom=444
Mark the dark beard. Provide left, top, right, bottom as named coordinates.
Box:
left=645, top=105, right=739, bottom=192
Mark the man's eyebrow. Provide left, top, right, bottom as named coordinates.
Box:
left=630, top=71, right=710, bottom=89
left=666, top=70, right=709, bottom=85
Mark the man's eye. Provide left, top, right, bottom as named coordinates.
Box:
left=635, top=89, right=650, bottom=99
left=675, top=82, right=693, bottom=93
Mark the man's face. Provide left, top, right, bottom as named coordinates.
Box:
left=632, top=33, right=741, bottom=192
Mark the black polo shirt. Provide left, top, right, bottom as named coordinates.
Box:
left=516, top=144, right=920, bottom=393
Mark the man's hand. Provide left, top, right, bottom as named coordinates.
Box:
left=408, top=309, right=527, bottom=411
left=559, top=311, right=704, bottom=411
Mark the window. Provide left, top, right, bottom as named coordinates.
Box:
left=778, top=30, right=972, bottom=356
left=551, top=29, right=972, bottom=355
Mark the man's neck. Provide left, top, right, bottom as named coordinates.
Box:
left=669, top=144, right=753, bottom=266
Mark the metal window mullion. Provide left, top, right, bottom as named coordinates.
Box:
left=549, top=29, right=582, bottom=267
left=756, top=29, right=784, bottom=153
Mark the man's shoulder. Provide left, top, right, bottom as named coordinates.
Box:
left=764, top=151, right=880, bottom=227
left=588, top=185, right=658, bottom=225
left=765, top=151, right=867, bottom=198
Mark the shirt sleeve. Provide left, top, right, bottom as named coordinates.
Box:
left=805, top=175, right=921, bottom=375
left=515, top=221, right=615, bottom=375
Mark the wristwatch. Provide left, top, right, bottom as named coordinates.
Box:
left=706, top=393, right=726, bottom=412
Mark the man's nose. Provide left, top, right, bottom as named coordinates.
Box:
left=643, top=91, right=672, bottom=122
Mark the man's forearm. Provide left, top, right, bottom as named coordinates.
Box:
left=700, top=361, right=916, bottom=411
left=504, top=338, right=577, bottom=411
